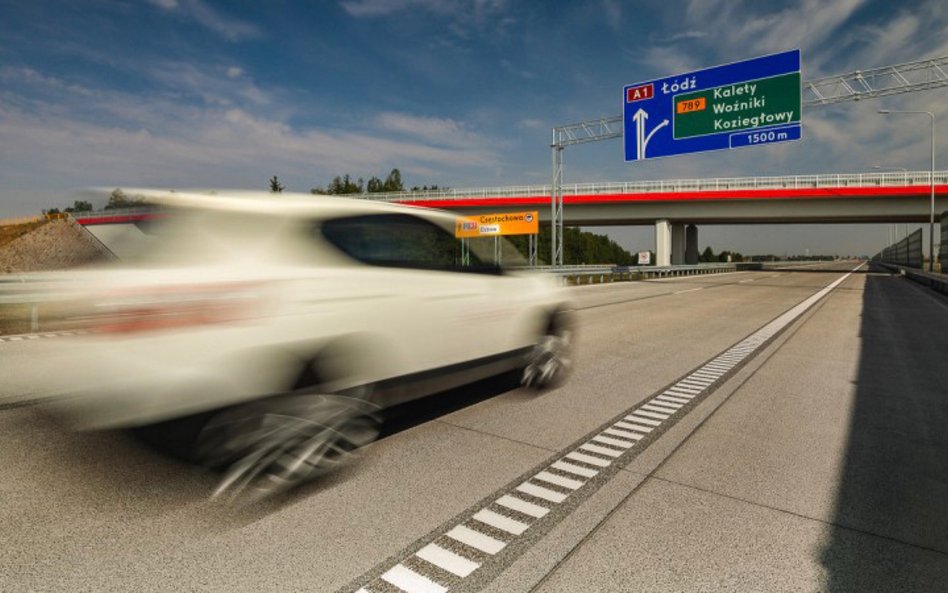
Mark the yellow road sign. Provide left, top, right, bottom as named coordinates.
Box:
left=455, top=211, right=539, bottom=238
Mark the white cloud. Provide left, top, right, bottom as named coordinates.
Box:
left=518, top=118, right=545, bottom=129
left=146, top=61, right=270, bottom=107
left=602, top=0, right=621, bottom=30
left=500, top=59, right=537, bottom=80
left=340, top=0, right=509, bottom=23
left=149, top=0, right=260, bottom=41
left=341, top=0, right=456, bottom=18
left=0, top=82, right=499, bottom=201
left=0, top=67, right=94, bottom=97
left=375, top=112, right=492, bottom=150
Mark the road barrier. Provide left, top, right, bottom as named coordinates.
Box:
left=873, top=261, right=948, bottom=297
left=873, top=229, right=924, bottom=269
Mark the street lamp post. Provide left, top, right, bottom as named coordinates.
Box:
left=878, top=110, right=936, bottom=271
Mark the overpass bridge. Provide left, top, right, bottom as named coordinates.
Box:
left=365, top=170, right=948, bottom=265
left=73, top=170, right=948, bottom=265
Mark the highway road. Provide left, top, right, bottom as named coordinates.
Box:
left=2, top=263, right=947, bottom=592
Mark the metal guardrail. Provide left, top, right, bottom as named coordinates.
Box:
left=536, top=260, right=837, bottom=284
left=533, top=262, right=745, bottom=285
left=355, top=171, right=948, bottom=203
left=70, top=207, right=156, bottom=220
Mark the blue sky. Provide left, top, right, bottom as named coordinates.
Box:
left=1, top=0, right=946, bottom=255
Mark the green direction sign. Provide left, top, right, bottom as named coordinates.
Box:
left=673, top=72, right=801, bottom=139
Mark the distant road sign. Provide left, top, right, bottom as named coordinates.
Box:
left=623, top=50, right=801, bottom=161
left=455, top=211, right=539, bottom=238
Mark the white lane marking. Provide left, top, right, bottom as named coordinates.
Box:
left=674, top=287, right=705, bottom=294
left=9, top=337, right=23, bottom=341
left=472, top=509, right=530, bottom=535
left=516, top=481, right=569, bottom=503
left=534, top=471, right=584, bottom=491
left=347, top=265, right=864, bottom=593
left=496, top=494, right=550, bottom=518
left=664, top=389, right=697, bottom=399
left=647, top=399, right=682, bottom=410
left=703, top=363, right=733, bottom=371
left=668, top=384, right=702, bottom=393
left=615, top=420, right=653, bottom=433
left=632, top=410, right=670, bottom=421
left=689, top=371, right=721, bottom=380
left=603, top=426, right=645, bottom=440
left=675, top=380, right=709, bottom=389
left=579, top=443, right=624, bottom=458
left=446, top=525, right=506, bottom=554
left=655, top=395, right=690, bottom=406
left=416, top=543, right=480, bottom=578
left=380, top=564, right=448, bottom=593
left=640, top=404, right=678, bottom=415
left=624, top=414, right=661, bottom=427
left=592, top=434, right=636, bottom=448
left=565, top=451, right=611, bottom=467
left=739, top=279, right=755, bottom=283
left=551, top=460, right=598, bottom=479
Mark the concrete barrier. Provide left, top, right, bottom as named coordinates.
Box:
left=873, top=261, right=948, bottom=297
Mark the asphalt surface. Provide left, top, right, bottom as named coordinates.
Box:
left=2, top=263, right=947, bottom=592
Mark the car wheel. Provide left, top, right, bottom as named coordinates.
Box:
left=522, top=311, right=573, bottom=390
left=195, top=393, right=379, bottom=501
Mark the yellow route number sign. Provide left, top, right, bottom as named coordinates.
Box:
left=455, top=211, right=539, bottom=238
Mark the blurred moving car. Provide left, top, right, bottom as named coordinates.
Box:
left=35, top=191, right=573, bottom=499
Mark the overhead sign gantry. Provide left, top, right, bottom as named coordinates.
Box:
left=623, top=50, right=802, bottom=161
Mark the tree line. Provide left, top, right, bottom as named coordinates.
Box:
left=268, top=168, right=447, bottom=195
left=508, top=226, right=636, bottom=266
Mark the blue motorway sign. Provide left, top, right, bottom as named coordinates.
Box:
left=623, top=50, right=801, bottom=162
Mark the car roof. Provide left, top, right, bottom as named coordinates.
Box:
left=115, top=188, right=451, bottom=221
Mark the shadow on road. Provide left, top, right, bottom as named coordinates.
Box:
left=821, top=269, right=948, bottom=591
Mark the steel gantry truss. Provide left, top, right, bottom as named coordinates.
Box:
left=549, top=54, right=948, bottom=266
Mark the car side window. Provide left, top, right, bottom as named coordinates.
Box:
left=321, top=213, right=496, bottom=273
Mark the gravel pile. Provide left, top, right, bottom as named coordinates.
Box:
left=0, top=221, right=110, bottom=274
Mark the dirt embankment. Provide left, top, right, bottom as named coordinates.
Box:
left=0, top=220, right=109, bottom=274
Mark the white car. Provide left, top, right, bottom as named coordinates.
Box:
left=35, top=191, right=573, bottom=498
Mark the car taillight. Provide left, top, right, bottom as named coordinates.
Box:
left=89, top=282, right=266, bottom=334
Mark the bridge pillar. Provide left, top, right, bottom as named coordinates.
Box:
left=686, top=224, right=699, bottom=265
left=671, top=224, right=686, bottom=265
left=655, top=219, right=672, bottom=266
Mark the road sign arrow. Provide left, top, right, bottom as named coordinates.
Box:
left=633, top=109, right=648, bottom=160
left=632, top=109, right=668, bottom=160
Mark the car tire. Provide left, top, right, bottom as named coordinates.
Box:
left=195, top=393, right=379, bottom=501
left=521, top=310, right=573, bottom=390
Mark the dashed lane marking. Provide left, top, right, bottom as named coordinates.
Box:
left=339, top=264, right=863, bottom=593
left=0, top=330, right=88, bottom=343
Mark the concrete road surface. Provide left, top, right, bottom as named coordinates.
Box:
left=2, top=264, right=947, bottom=593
